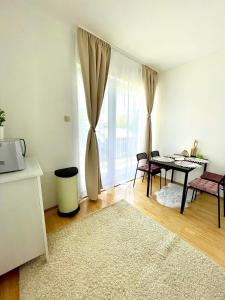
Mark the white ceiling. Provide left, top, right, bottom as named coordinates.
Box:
left=31, top=0, right=225, bottom=71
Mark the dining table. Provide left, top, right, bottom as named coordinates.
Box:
left=147, top=156, right=208, bottom=214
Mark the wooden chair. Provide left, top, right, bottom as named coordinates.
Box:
left=133, top=152, right=162, bottom=195
left=151, top=150, right=174, bottom=185
left=187, top=175, right=225, bottom=228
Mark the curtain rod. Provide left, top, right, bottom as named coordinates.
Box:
left=77, top=25, right=157, bottom=72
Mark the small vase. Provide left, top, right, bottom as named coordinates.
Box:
left=0, top=126, right=4, bottom=139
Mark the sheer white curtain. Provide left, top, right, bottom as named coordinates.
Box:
left=78, top=49, right=146, bottom=195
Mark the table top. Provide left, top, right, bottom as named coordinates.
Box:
left=149, top=157, right=208, bottom=173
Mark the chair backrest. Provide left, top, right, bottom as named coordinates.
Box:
left=136, top=152, right=148, bottom=162
left=201, top=171, right=224, bottom=184
left=221, top=175, right=225, bottom=187
left=151, top=150, right=160, bottom=157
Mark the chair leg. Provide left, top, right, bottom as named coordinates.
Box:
left=165, top=170, right=167, bottom=186
left=191, top=189, right=195, bottom=202
left=150, top=174, right=153, bottom=195
left=218, top=193, right=221, bottom=228
left=194, top=189, right=197, bottom=200
left=223, top=186, right=225, bottom=217
left=133, top=168, right=138, bottom=187
left=160, top=172, right=162, bottom=189
left=142, top=172, right=145, bottom=182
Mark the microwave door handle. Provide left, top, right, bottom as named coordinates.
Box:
left=20, top=139, right=26, bottom=157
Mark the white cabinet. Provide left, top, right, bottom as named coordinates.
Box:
left=0, top=158, right=48, bottom=275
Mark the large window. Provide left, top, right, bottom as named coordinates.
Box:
left=78, top=50, right=146, bottom=195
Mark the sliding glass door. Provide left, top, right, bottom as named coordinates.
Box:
left=78, top=50, right=146, bottom=195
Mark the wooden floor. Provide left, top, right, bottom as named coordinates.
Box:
left=1, top=177, right=225, bottom=300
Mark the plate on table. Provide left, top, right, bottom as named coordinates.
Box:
left=174, top=156, right=185, bottom=161
left=153, top=156, right=174, bottom=163
left=167, top=154, right=184, bottom=161
left=175, top=161, right=202, bottom=168
left=185, top=157, right=209, bottom=164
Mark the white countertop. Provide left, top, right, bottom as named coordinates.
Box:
left=0, top=157, right=43, bottom=184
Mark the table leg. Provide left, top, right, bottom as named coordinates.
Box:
left=147, top=162, right=151, bottom=197
left=171, top=169, right=174, bottom=183
left=203, top=163, right=207, bottom=172
left=218, top=189, right=221, bottom=228
left=223, top=181, right=225, bottom=217
left=180, top=172, right=189, bottom=214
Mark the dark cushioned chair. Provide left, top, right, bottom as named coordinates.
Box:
left=151, top=150, right=174, bottom=185
left=133, top=152, right=161, bottom=195
left=188, top=175, right=225, bottom=228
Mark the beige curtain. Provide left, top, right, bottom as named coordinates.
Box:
left=142, top=65, right=158, bottom=156
left=77, top=27, right=111, bottom=200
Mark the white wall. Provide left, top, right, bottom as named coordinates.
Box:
left=0, top=1, right=77, bottom=208
left=153, top=50, right=225, bottom=183
left=2, top=2, right=225, bottom=207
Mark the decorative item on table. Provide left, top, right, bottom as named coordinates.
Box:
left=0, top=108, right=6, bottom=139
left=181, top=150, right=189, bottom=157
left=190, top=140, right=198, bottom=157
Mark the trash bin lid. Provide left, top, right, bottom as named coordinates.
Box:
left=54, top=167, right=78, bottom=178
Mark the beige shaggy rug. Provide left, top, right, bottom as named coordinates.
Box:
left=20, top=200, right=225, bottom=300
